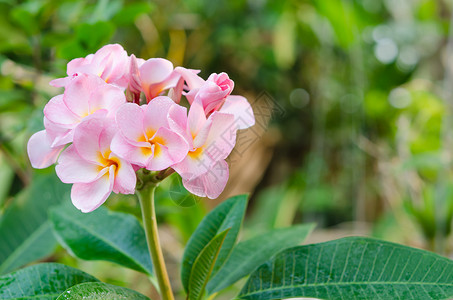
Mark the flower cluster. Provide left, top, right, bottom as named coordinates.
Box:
left=28, top=44, right=254, bottom=212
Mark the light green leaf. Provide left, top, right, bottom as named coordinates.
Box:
left=0, top=263, right=99, bottom=299
left=238, top=237, right=453, bottom=300
left=57, top=282, right=149, bottom=300
left=181, top=195, right=247, bottom=292
left=207, top=223, right=315, bottom=294
left=50, top=204, right=153, bottom=276
left=0, top=173, right=70, bottom=274
left=188, top=229, right=229, bottom=300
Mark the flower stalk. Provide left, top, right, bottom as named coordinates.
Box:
left=136, top=171, right=175, bottom=300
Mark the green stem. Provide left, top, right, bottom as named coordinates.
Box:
left=137, top=183, right=175, bottom=300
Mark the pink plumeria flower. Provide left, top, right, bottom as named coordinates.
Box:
left=56, top=117, right=136, bottom=213
left=111, top=97, right=189, bottom=171
left=50, top=44, right=130, bottom=89
left=175, top=67, right=255, bottom=129
left=138, top=58, right=181, bottom=102
left=170, top=99, right=238, bottom=198
left=27, top=73, right=126, bottom=168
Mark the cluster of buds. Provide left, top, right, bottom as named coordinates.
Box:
left=28, top=44, right=255, bottom=212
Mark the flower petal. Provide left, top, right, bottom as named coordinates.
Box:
left=44, top=117, right=74, bottom=147
left=71, top=167, right=114, bottom=213
left=63, top=74, right=106, bottom=117
left=89, top=84, right=126, bottom=117
left=115, top=103, right=148, bottom=145
left=188, top=99, right=207, bottom=138
left=44, top=94, right=80, bottom=127
left=146, top=127, right=189, bottom=170
left=56, top=145, right=104, bottom=184
left=140, top=58, right=174, bottom=86
left=220, top=95, right=255, bottom=129
left=110, top=133, right=150, bottom=167
left=174, top=66, right=204, bottom=89
left=72, top=117, right=105, bottom=163
left=139, top=58, right=178, bottom=100
left=172, top=147, right=214, bottom=179
left=27, top=130, right=64, bottom=169
left=111, top=154, right=136, bottom=194
left=182, top=160, right=229, bottom=199
left=203, top=112, right=237, bottom=161
left=143, top=96, right=175, bottom=132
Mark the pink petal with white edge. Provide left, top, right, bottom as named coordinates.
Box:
left=63, top=74, right=106, bottom=117
left=72, top=118, right=105, bottom=164
left=174, top=66, right=204, bottom=89
left=220, top=95, right=255, bottom=129
left=95, top=44, right=129, bottom=87
left=110, top=133, right=150, bottom=167
left=44, top=95, right=80, bottom=127
left=89, top=84, right=126, bottom=117
left=143, top=96, right=175, bottom=132
left=192, top=117, right=212, bottom=149
left=203, top=112, right=237, bottom=161
left=49, top=77, right=70, bottom=88
left=56, top=145, right=105, bottom=184
left=98, top=121, right=118, bottom=155
left=168, top=103, right=188, bottom=137
left=44, top=117, right=73, bottom=147
left=71, top=166, right=114, bottom=213
left=66, top=57, right=89, bottom=75
left=111, top=154, right=136, bottom=194
left=27, top=130, right=64, bottom=169
left=182, top=160, right=229, bottom=199
left=115, top=103, right=148, bottom=146
left=168, top=76, right=184, bottom=104
left=146, top=127, right=189, bottom=170
left=139, top=58, right=174, bottom=86
left=172, top=147, right=214, bottom=180
left=188, top=99, right=207, bottom=138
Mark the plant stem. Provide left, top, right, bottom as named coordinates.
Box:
left=137, top=183, right=175, bottom=300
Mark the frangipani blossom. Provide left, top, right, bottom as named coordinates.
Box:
left=175, top=67, right=255, bottom=129
left=56, top=117, right=136, bottom=212
left=27, top=73, right=126, bottom=169
left=50, top=44, right=130, bottom=89
left=28, top=43, right=256, bottom=207
left=111, top=97, right=189, bottom=171
left=171, top=99, right=237, bottom=198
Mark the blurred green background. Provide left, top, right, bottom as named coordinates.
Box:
left=1, top=0, right=453, bottom=298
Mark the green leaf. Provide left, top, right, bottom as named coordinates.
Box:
left=238, top=237, right=453, bottom=300
left=0, top=263, right=99, bottom=299
left=57, top=282, right=149, bottom=300
left=50, top=204, right=153, bottom=276
left=0, top=173, right=70, bottom=274
left=207, top=223, right=315, bottom=294
left=188, top=229, right=229, bottom=300
left=181, top=195, right=248, bottom=292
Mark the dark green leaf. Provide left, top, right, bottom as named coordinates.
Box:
left=188, top=229, right=229, bottom=300
left=0, top=263, right=99, bottom=299
left=50, top=204, right=153, bottom=276
left=0, top=173, right=70, bottom=274
left=207, top=223, right=315, bottom=294
left=181, top=195, right=247, bottom=292
left=238, top=237, right=453, bottom=300
left=57, top=282, right=149, bottom=300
